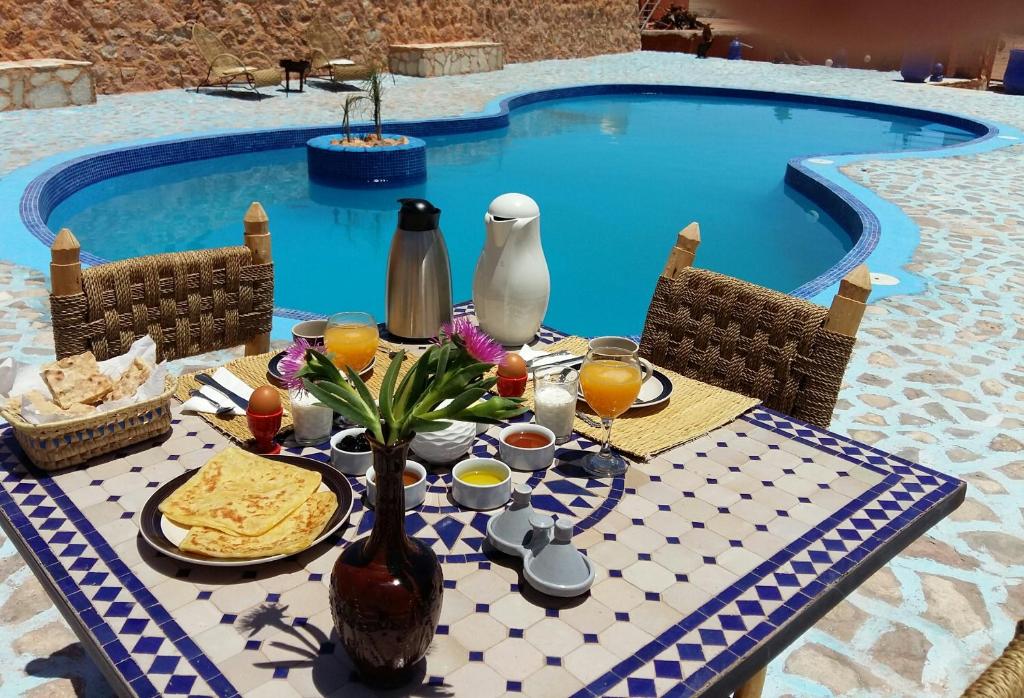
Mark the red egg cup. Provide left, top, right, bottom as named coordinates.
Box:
left=496, top=374, right=528, bottom=398
left=247, top=407, right=283, bottom=455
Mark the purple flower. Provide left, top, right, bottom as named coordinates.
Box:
left=278, top=337, right=325, bottom=390
left=440, top=318, right=506, bottom=365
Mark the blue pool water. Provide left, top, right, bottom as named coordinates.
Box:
left=49, top=93, right=973, bottom=337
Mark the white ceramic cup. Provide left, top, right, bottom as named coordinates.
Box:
left=330, top=428, right=373, bottom=475
left=451, top=458, right=512, bottom=510
left=365, top=460, right=427, bottom=510
left=498, top=424, right=557, bottom=471
left=291, top=319, right=327, bottom=344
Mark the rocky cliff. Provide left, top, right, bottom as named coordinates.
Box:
left=0, top=0, right=638, bottom=94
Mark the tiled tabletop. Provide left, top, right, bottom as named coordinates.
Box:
left=0, top=395, right=963, bottom=697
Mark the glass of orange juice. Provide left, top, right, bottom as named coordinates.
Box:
left=579, top=343, right=644, bottom=477
left=325, top=312, right=379, bottom=374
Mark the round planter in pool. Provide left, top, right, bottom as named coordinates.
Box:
left=306, top=134, right=426, bottom=187
left=900, top=51, right=934, bottom=83
left=1005, top=49, right=1024, bottom=96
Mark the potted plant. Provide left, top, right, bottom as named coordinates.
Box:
left=306, top=66, right=427, bottom=186
left=296, top=319, right=523, bottom=686
left=329, top=66, right=407, bottom=147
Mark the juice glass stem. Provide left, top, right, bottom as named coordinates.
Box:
left=583, top=415, right=628, bottom=477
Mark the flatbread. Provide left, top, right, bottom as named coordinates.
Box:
left=158, top=447, right=322, bottom=536
left=178, top=491, right=337, bottom=558
left=41, top=352, right=113, bottom=408
left=24, top=390, right=96, bottom=418
left=106, top=357, right=151, bottom=402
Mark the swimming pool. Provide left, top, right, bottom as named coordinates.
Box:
left=46, top=89, right=975, bottom=337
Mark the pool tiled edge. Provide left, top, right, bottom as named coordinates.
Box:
left=3, top=83, right=1019, bottom=323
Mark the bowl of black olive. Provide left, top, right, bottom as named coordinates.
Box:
left=330, top=428, right=372, bottom=475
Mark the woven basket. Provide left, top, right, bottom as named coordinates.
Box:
left=0, top=376, right=177, bottom=471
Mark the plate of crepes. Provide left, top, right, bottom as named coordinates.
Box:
left=140, top=447, right=353, bottom=566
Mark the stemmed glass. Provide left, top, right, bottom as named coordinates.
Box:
left=578, top=343, right=644, bottom=477
left=325, top=312, right=379, bottom=374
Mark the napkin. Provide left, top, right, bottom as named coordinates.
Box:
left=518, top=344, right=581, bottom=370
left=180, top=368, right=255, bottom=417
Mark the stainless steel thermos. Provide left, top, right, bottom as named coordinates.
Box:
left=385, top=198, right=453, bottom=338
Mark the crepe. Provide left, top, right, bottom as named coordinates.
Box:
left=159, top=447, right=322, bottom=536
left=178, top=491, right=338, bottom=558
left=41, top=352, right=113, bottom=408
left=106, top=357, right=152, bottom=402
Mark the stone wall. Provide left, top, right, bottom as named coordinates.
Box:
left=0, top=0, right=638, bottom=94
left=0, top=59, right=96, bottom=111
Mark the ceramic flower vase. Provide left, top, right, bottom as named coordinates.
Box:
left=330, top=437, right=443, bottom=686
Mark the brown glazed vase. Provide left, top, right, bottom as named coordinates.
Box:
left=330, top=436, right=443, bottom=687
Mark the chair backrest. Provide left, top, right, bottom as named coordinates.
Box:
left=49, top=202, right=274, bottom=363
left=639, top=223, right=871, bottom=429
left=192, top=23, right=228, bottom=67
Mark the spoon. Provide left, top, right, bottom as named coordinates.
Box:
left=189, top=389, right=234, bottom=416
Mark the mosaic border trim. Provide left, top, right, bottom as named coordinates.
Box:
left=0, top=402, right=964, bottom=698
left=17, top=83, right=1001, bottom=306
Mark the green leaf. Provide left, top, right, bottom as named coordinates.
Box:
left=346, top=366, right=380, bottom=423
left=303, top=379, right=380, bottom=436
left=305, top=348, right=343, bottom=384
left=462, top=397, right=527, bottom=422
left=394, top=345, right=433, bottom=417
left=377, top=351, right=405, bottom=433
left=419, top=387, right=487, bottom=420
left=409, top=417, right=452, bottom=433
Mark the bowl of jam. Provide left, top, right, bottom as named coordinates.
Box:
left=498, top=424, right=556, bottom=471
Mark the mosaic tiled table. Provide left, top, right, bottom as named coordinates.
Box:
left=0, top=392, right=964, bottom=697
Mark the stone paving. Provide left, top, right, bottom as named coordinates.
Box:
left=0, top=51, right=1022, bottom=696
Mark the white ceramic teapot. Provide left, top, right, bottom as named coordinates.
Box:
left=472, top=193, right=550, bottom=346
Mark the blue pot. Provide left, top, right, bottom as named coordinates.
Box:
left=900, top=52, right=933, bottom=83
left=306, top=134, right=427, bottom=187
left=1005, top=49, right=1024, bottom=96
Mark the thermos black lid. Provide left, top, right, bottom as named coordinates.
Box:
left=397, top=198, right=441, bottom=232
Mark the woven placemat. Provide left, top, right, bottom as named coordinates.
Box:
left=528, top=337, right=759, bottom=460
left=175, top=341, right=406, bottom=443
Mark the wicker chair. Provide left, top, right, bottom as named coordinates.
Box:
left=305, top=13, right=374, bottom=83
left=192, top=23, right=281, bottom=96
left=639, top=222, right=871, bottom=430
left=962, top=621, right=1024, bottom=697
left=49, top=202, right=274, bottom=363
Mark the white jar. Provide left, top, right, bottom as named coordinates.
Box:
left=289, top=389, right=334, bottom=446
left=473, top=193, right=550, bottom=346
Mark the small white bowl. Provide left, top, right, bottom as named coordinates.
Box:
left=365, top=460, right=426, bottom=510
left=498, top=424, right=556, bottom=471
left=451, top=458, right=512, bottom=511
left=330, top=428, right=373, bottom=475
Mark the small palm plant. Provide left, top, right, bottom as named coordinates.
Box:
left=340, top=94, right=366, bottom=143
left=298, top=319, right=525, bottom=446
left=361, top=65, right=394, bottom=141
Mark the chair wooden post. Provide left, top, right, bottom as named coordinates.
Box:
left=824, top=264, right=871, bottom=337
left=51, top=228, right=83, bottom=296
left=733, top=667, right=767, bottom=698
left=243, top=201, right=272, bottom=356
left=662, top=222, right=701, bottom=280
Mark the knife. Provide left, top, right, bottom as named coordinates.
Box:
left=526, top=352, right=578, bottom=368
left=195, top=373, right=250, bottom=411
left=528, top=355, right=583, bottom=373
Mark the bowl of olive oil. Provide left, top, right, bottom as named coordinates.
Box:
left=452, top=458, right=512, bottom=511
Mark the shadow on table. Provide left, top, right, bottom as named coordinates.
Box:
left=25, top=642, right=118, bottom=697
left=240, top=603, right=454, bottom=697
